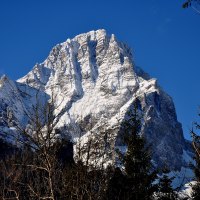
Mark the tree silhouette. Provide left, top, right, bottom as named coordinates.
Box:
left=116, top=101, right=158, bottom=200
left=157, top=168, right=177, bottom=200
left=190, top=122, right=200, bottom=199
left=183, top=0, right=200, bottom=14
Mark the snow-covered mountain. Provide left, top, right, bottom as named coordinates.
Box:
left=0, top=29, right=193, bottom=173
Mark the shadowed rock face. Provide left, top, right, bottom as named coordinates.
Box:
left=0, top=29, right=190, bottom=170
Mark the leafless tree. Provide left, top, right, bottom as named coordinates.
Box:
left=183, top=0, right=200, bottom=14
left=0, top=89, right=71, bottom=199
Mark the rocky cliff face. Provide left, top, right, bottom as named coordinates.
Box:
left=0, top=29, right=192, bottom=170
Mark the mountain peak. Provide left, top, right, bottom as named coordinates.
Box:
left=0, top=30, right=191, bottom=175
left=73, top=29, right=108, bottom=40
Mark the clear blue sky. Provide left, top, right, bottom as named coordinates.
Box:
left=0, top=0, right=200, bottom=140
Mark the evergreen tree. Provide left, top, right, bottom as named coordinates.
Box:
left=105, top=166, right=127, bottom=200
left=191, top=123, right=200, bottom=199
left=157, top=168, right=177, bottom=200
left=117, top=101, right=158, bottom=200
